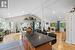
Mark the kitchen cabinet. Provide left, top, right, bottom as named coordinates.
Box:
left=22, top=33, right=55, bottom=50
left=66, top=12, right=75, bottom=44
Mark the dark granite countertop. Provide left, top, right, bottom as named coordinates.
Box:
left=25, top=33, right=55, bottom=48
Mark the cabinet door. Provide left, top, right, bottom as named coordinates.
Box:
left=35, top=43, right=52, bottom=50
left=22, top=39, right=28, bottom=50
left=22, top=39, right=35, bottom=50
left=28, top=41, right=35, bottom=50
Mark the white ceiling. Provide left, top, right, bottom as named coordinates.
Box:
left=0, top=0, right=75, bottom=19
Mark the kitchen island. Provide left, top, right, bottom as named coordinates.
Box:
left=22, top=32, right=55, bottom=50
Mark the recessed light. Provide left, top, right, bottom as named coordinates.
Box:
left=8, top=13, right=10, bottom=15
left=22, top=11, right=24, bottom=13
left=52, top=11, right=55, bottom=14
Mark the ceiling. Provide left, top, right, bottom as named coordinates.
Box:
left=0, top=0, right=75, bottom=19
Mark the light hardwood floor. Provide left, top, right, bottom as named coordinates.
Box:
left=53, top=32, right=75, bottom=50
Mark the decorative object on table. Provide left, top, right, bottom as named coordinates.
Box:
left=26, top=27, right=32, bottom=35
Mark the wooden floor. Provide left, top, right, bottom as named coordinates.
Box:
left=53, top=32, right=75, bottom=50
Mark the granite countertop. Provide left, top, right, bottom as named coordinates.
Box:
left=25, top=33, right=55, bottom=48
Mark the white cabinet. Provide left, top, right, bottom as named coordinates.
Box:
left=66, top=12, right=75, bottom=44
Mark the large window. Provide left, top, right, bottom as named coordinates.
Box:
left=0, top=18, right=11, bottom=30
